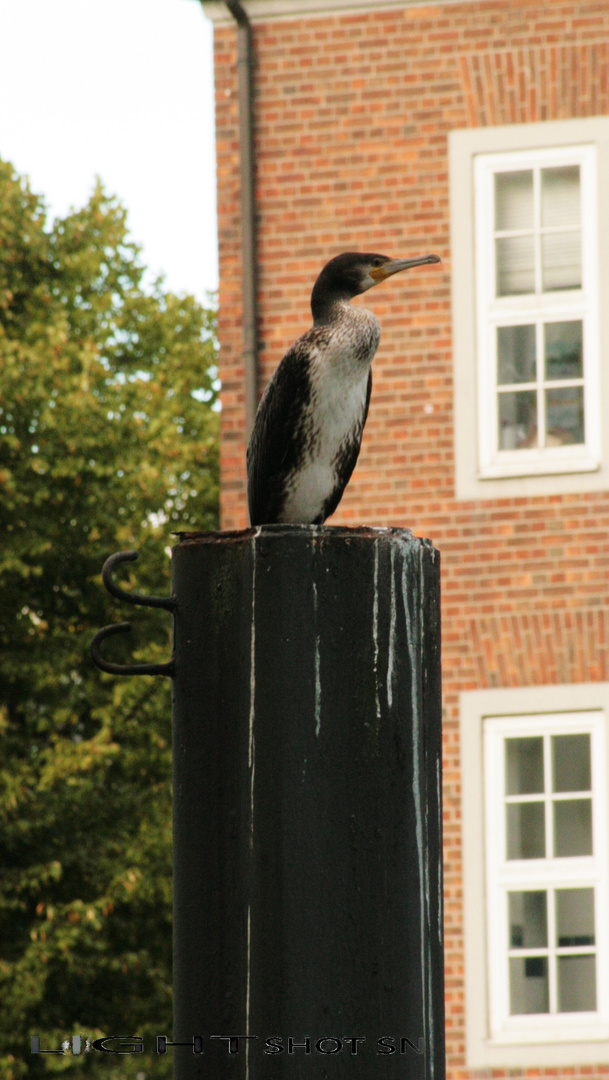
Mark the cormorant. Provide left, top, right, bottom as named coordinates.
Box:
left=247, top=250, right=441, bottom=526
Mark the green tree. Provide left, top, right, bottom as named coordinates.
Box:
left=0, top=158, right=219, bottom=1078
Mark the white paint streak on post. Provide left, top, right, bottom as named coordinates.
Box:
left=373, top=540, right=382, bottom=723
left=387, top=543, right=397, bottom=709
left=313, top=579, right=321, bottom=736
left=248, top=527, right=261, bottom=773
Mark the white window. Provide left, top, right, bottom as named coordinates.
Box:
left=461, top=684, right=609, bottom=1068
left=475, top=145, right=600, bottom=479
left=450, top=117, right=609, bottom=501
left=484, top=711, right=609, bottom=1045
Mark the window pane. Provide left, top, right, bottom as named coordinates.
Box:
left=544, top=321, right=583, bottom=381
left=509, top=891, right=548, bottom=948
left=541, top=165, right=580, bottom=228
left=499, top=390, right=537, bottom=450
left=509, top=956, right=549, bottom=1015
left=553, top=798, right=592, bottom=856
left=506, top=737, right=544, bottom=794
left=545, top=386, right=584, bottom=446
left=496, top=236, right=535, bottom=295
left=541, top=230, right=582, bottom=291
left=552, top=733, right=591, bottom=792
left=557, top=955, right=596, bottom=1012
left=498, top=325, right=536, bottom=385
left=507, top=803, right=545, bottom=859
left=556, top=888, right=595, bottom=947
left=495, top=170, right=534, bottom=230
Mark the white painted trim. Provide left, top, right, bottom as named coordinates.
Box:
left=450, top=116, right=609, bottom=500
left=200, top=0, right=463, bottom=25
left=461, top=683, right=609, bottom=1068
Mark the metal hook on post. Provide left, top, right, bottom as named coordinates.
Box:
left=90, top=551, right=176, bottom=677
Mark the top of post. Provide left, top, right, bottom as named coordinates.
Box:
left=173, top=524, right=438, bottom=561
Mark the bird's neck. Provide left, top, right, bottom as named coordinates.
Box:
left=308, top=303, right=382, bottom=378
left=311, top=291, right=354, bottom=325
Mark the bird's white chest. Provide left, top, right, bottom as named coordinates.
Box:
left=309, top=359, right=369, bottom=453
left=282, top=385, right=368, bottom=522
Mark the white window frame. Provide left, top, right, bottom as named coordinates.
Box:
left=484, top=711, right=609, bottom=1045
left=450, top=117, right=609, bottom=501
left=460, top=683, right=609, bottom=1069
left=474, top=145, right=600, bottom=479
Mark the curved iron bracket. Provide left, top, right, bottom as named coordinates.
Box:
left=102, top=550, right=177, bottom=611
left=91, top=551, right=176, bottom=677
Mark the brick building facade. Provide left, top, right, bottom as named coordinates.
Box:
left=201, top=1, right=609, bottom=1075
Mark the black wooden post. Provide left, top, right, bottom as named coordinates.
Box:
left=170, top=524, right=443, bottom=1079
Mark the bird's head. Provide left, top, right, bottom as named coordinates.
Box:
left=311, top=251, right=441, bottom=321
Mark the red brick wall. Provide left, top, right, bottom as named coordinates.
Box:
left=212, top=2, right=609, bottom=1075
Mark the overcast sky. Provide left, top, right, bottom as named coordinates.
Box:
left=0, top=0, right=218, bottom=301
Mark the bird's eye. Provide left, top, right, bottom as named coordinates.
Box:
left=372, top=258, right=383, bottom=267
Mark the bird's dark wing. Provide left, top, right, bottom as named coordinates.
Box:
left=247, top=340, right=313, bottom=525
left=363, top=365, right=372, bottom=427
left=320, top=368, right=372, bottom=523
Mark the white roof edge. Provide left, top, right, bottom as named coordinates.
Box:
left=200, top=0, right=456, bottom=26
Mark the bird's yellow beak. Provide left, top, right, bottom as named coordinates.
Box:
left=369, top=253, right=441, bottom=283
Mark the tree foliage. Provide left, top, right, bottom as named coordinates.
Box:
left=0, top=158, right=219, bottom=1077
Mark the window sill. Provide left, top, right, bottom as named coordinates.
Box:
left=478, top=454, right=600, bottom=481
left=489, top=1018, right=609, bottom=1046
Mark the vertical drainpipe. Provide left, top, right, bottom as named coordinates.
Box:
left=224, top=0, right=258, bottom=441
